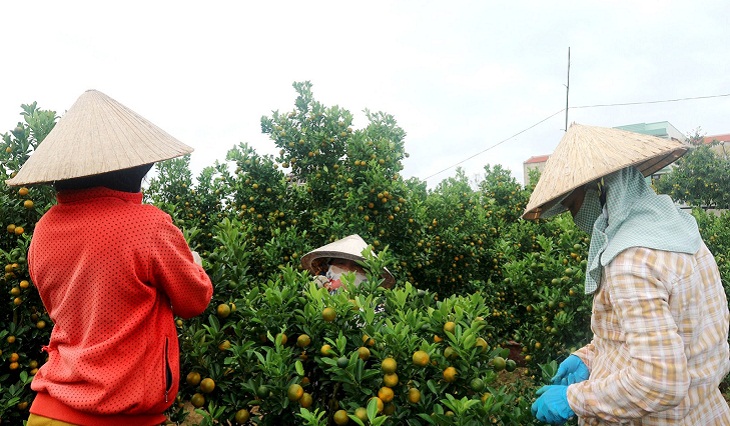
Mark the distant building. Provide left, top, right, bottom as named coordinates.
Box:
left=523, top=155, right=550, bottom=186
left=702, top=134, right=730, bottom=159
left=613, top=121, right=688, bottom=179
left=703, top=134, right=730, bottom=143
left=613, top=121, right=685, bottom=142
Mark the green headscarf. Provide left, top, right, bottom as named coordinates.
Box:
left=583, top=166, right=701, bottom=294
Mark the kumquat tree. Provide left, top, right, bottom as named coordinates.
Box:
left=2, top=82, right=729, bottom=425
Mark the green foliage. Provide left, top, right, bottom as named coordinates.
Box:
left=2, top=84, right=728, bottom=426
left=415, top=169, right=492, bottom=293
left=491, top=215, right=593, bottom=365
left=145, top=156, right=233, bottom=256
left=694, top=209, right=730, bottom=288
left=174, top=262, right=538, bottom=425
left=654, top=144, right=730, bottom=209
left=0, top=103, right=58, bottom=424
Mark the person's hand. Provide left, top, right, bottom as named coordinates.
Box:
left=191, top=250, right=202, bottom=267
left=313, top=275, right=329, bottom=288
left=551, top=354, right=589, bottom=385
left=531, top=385, right=575, bottom=424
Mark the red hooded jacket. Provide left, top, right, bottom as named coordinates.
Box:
left=28, top=188, right=213, bottom=425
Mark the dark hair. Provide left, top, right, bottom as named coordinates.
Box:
left=53, top=163, right=154, bottom=193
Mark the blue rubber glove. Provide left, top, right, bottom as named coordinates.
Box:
left=551, top=354, right=589, bottom=385
left=531, top=385, right=575, bottom=424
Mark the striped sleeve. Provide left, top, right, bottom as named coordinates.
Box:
left=573, top=342, right=596, bottom=371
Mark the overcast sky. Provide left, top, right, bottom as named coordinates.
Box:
left=2, top=1, right=728, bottom=187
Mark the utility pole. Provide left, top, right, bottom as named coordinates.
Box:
left=565, top=47, right=571, bottom=131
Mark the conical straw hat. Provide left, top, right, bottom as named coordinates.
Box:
left=6, top=89, right=193, bottom=186
left=301, top=234, right=395, bottom=288
left=522, top=123, right=687, bottom=220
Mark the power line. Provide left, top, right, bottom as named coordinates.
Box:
left=423, top=109, right=564, bottom=181
left=421, top=92, right=730, bottom=182
left=571, top=93, right=730, bottom=109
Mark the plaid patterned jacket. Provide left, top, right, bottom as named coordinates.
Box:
left=567, top=243, right=730, bottom=425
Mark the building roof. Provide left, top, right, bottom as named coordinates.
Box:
left=613, top=121, right=685, bottom=141
left=703, top=134, right=730, bottom=144
left=524, top=154, right=550, bottom=164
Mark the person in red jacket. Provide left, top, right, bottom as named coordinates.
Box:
left=6, top=90, right=213, bottom=426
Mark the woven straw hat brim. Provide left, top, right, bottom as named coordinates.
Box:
left=522, top=123, right=687, bottom=220
left=301, top=234, right=395, bottom=288
left=6, top=89, right=193, bottom=186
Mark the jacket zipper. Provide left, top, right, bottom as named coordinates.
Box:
left=164, top=337, right=172, bottom=403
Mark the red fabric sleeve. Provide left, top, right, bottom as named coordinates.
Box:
left=148, top=215, right=213, bottom=319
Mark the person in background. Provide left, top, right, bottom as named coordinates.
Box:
left=523, top=124, right=730, bottom=425
left=301, top=234, right=395, bottom=293
left=7, top=89, right=213, bottom=426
